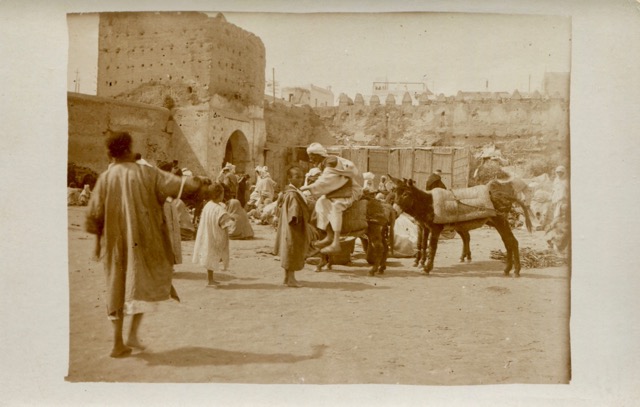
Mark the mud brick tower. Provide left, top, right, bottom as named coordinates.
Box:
left=96, top=11, right=267, bottom=176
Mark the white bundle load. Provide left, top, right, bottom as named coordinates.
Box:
left=430, top=185, right=496, bottom=224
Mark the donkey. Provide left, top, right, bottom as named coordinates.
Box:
left=387, top=175, right=532, bottom=277
left=402, top=179, right=476, bottom=267
left=312, top=194, right=395, bottom=276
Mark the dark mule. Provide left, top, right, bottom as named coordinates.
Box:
left=313, top=195, right=395, bottom=276
left=388, top=175, right=532, bottom=277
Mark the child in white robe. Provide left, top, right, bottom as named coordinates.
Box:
left=192, top=182, right=235, bottom=286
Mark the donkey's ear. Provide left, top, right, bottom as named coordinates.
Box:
left=387, top=174, right=402, bottom=185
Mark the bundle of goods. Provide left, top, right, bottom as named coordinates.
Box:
left=490, top=247, right=567, bottom=269
left=430, top=185, right=496, bottom=224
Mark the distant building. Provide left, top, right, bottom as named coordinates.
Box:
left=542, top=72, right=570, bottom=99
left=282, top=87, right=310, bottom=105
left=372, top=80, right=433, bottom=104
left=282, top=84, right=334, bottom=107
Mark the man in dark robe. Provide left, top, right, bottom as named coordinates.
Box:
left=275, top=166, right=311, bottom=287
left=218, top=162, right=238, bottom=201
left=236, top=173, right=250, bottom=207
left=426, top=169, right=447, bottom=190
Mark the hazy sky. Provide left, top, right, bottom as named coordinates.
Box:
left=67, top=11, right=571, bottom=99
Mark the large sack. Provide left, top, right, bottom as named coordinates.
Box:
left=392, top=213, right=418, bottom=258
left=430, top=185, right=496, bottom=224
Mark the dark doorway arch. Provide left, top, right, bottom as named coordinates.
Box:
left=222, top=130, right=251, bottom=174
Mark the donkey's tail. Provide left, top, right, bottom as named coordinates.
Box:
left=513, top=197, right=533, bottom=233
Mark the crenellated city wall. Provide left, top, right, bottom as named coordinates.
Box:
left=313, top=93, right=569, bottom=147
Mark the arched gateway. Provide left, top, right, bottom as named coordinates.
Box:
left=222, top=130, right=251, bottom=174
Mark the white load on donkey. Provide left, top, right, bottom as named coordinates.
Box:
left=429, top=185, right=497, bottom=224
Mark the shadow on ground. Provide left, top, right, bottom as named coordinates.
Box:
left=134, top=344, right=328, bottom=367
left=422, top=261, right=566, bottom=279
left=173, top=271, right=258, bottom=282
left=218, top=280, right=386, bottom=292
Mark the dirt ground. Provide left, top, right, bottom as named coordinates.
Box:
left=66, top=206, right=570, bottom=384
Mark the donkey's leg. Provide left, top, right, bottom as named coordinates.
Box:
left=424, top=225, right=443, bottom=274
left=491, top=217, right=520, bottom=276
left=316, top=254, right=329, bottom=272
left=420, top=227, right=429, bottom=268
left=414, top=225, right=423, bottom=267
left=421, top=227, right=429, bottom=267
left=505, top=227, right=521, bottom=276
left=458, top=229, right=472, bottom=262
left=378, top=224, right=389, bottom=275
left=366, top=225, right=384, bottom=276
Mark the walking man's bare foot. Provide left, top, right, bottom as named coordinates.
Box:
left=110, top=344, right=132, bottom=358
left=125, top=337, right=146, bottom=350
left=285, top=270, right=302, bottom=287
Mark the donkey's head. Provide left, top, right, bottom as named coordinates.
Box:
left=387, top=175, right=418, bottom=214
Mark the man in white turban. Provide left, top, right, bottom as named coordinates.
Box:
left=253, top=165, right=277, bottom=206
left=546, top=165, right=570, bottom=253
left=300, top=142, right=363, bottom=254
left=362, top=171, right=376, bottom=193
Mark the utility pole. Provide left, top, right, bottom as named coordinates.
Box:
left=272, top=68, right=275, bottom=103
left=74, top=69, right=80, bottom=93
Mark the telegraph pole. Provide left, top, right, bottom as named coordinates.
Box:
left=272, top=68, right=275, bottom=102
left=74, top=69, right=80, bottom=93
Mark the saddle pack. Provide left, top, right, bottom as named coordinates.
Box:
left=430, top=185, right=496, bottom=224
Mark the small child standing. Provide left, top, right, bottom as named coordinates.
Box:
left=275, top=166, right=311, bottom=287
left=192, top=182, right=235, bottom=286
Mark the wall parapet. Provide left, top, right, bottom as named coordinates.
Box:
left=68, top=92, right=170, bottom=113
left=336, top=91, right=566, bottom=108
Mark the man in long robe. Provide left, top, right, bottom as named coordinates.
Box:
left=218, top=162, right=238, bottom=202
left=300, top=142, right=363, bottom=255
left=254, top=167, right=277, bottom=205
left=546, top=165, right=570, bottom=253
left=85, top=131, right=206, bottom=358
left=275, top=167, right=311, bottom=287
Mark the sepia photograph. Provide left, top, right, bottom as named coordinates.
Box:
left=2, top=1, right=639, bottom=405
left=65, top=10, right=571, bottom=384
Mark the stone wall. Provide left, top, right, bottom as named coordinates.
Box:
left=67, top=92, right=172, bottom=174
left=262, top=101, right=334, bottom=186
left=170, top=105, right=210, bottom=175
left=68, top=92, right=266, bottom=180
left=97, top=12, right=265, bottom=109
left=94, top=11, right=267, bottom=180
left=314, top=95, right=569, bottom=147
left=98, top=12, right=210, bottom=102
